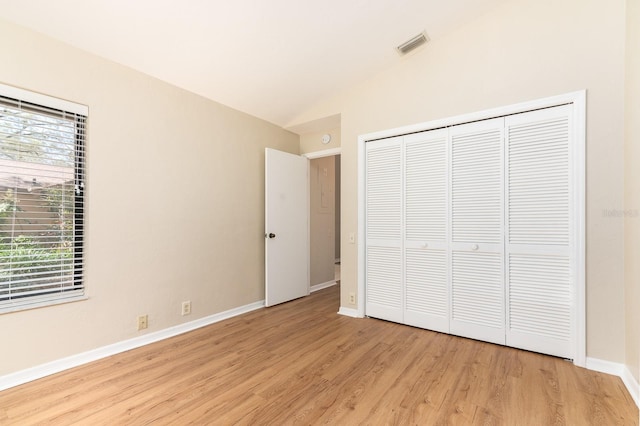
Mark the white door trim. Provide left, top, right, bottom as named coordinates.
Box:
left=302, top=147, right=342, bottom=159
left=357, top=90, right=586, bottom=366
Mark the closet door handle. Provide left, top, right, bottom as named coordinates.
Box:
left=472, top=244, right=479, bottom=251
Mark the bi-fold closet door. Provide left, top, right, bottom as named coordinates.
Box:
left=504, top=105, right=574, bottom=358
left=449, top=118, right=505, bottom=345
left=365, top=104, right=575, bottom=359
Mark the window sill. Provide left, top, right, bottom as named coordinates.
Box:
left=0, top=291, right=88, bottom=315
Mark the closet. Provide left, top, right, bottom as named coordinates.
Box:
left=364, top=102, right=581, bottom=360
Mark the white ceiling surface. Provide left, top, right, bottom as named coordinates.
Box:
left=0, top=0, right=506, bottom=130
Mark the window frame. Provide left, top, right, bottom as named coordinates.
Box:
left=0, top=83, right=88, bottom=313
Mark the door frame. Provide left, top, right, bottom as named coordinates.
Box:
left=304, top=147, right=342, bottom=160
left=357, top=90, right=586, bottom=367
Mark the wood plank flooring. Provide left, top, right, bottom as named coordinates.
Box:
left=0, top=285, right=637, bottom=425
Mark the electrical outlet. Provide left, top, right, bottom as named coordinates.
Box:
left=349, top=292, right=356, bottom=304
left=137, top=314, right=148, bottom=330
left=181, top=301, right=192, bottom=316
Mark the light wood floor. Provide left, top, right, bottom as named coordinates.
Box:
left=1, top=285, right=637, bottom=425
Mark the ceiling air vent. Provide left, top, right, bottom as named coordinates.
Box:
left=397, top=32, right=429, bottom=55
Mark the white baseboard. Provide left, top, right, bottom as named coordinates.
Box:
left=337, top=307, right=360, bottom=318
left=586, top=357, right=639, bottom=407
left=621, top=365, right=640, bottom=408
left=0, top=299, right=265, bottom=392
left=310, top=280, right=337, bottom=293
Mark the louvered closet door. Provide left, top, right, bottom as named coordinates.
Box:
left=365, top=137, right=403, bottom=323
left=505, top=105, right=574, bottom=359
left=403, top=129, right=449, bottom=332
left=449, top=118, right=505, bottom=345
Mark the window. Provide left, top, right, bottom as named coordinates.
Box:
left=0, top=84, right=87, bottom=313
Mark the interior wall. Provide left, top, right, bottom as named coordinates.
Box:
left=0, top=19, right=299, bottom=375
left=624, top=0, right=640, bottom=382
left=299, top=128, right=341, bottom=154
left=287, top=0, right=627, bottom=363
left=309, top=157, right=336, bottom=286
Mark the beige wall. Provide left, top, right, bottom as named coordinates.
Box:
left=309, top=156, right=336, bottom=286
left=625, top=0, right=640, bottom=381
left=0, top=19, right=299, bottom=375
left=299, top=128, right=341, bottom=155
left=289, top=0, right=627, bottom=363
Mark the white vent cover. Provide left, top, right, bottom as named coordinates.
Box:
left=397, top=32, right=429, bottom=55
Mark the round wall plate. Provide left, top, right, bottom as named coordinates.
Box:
left=322, top=134, right=331, bottom=144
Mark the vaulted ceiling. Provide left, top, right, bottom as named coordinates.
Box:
left=0, top=0, right=507, bottom=128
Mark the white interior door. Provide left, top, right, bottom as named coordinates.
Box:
left=265, top=148, right=309, bottom=307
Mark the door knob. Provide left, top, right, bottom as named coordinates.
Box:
left=267, top=233, right=276, bottom=239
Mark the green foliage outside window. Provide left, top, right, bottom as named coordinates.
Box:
left=0, top=185, right=74, bottom=293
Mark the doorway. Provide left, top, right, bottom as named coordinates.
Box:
left=307, top=153, right=341, bottom=292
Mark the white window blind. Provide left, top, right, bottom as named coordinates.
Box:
left=0, top=90, right=86, bottom=312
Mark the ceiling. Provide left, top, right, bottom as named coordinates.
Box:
left=0, top=0, right=507, bottom=130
